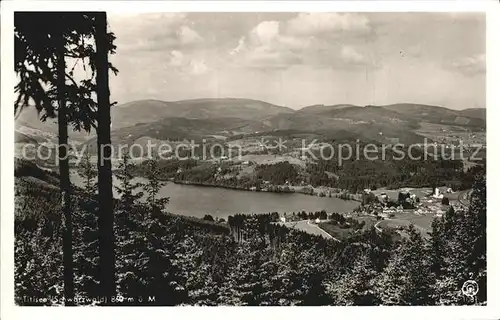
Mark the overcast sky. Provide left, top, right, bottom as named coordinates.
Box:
left=107, top=12, right=485, bottom=110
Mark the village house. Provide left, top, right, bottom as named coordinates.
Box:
left=432, top=187, right=444, bottom=199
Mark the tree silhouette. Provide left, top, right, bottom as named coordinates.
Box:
left=94, top=12, right=119, bottom=300
left=115, top=150, right=144, bottom=213
left=14, top=12, right=118, bottom=303
left=78, top=150, right=98, bottom=197
left=143, top=155, right=170, bottom=217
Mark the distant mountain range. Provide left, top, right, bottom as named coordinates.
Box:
left=15, top=98, right=486, bottom=149
left=299, top=103, right=485, bottom=124
left=112, top=98, right=294, bottom=129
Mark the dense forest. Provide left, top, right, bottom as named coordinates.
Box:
left=14, top=158, right=486, bottom=306
left=306, top=145, right=484, bottom=193
left=130, top=152, right=484, bottom=195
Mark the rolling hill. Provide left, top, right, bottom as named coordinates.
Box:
left=15, top=107, right=95, bottom=142
left=15, top=131, right=38, bottom=144
left=299, top=103, right=485, bottom=128
left=379, top=103, right=485, bottom=127
left=83, top=116, right=274, bottom=154
left=262, top=113, right=424, bottom=145
left=304, top=105, right=411, bottom=123
left=16, top=98, right=294, bottom=135
left=458, top=108, right=486, bottom=121
left=299, top=104, right=361, bottom=114
left=15, top=98, right=485, bottom=154
left=111, top=98, right=293, bottom=129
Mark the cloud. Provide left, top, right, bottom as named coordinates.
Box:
left=229, top=21, right=303, bottom=69
left=109, top=13, right=204, bottom=53
left=167, top=50, right=208, bottom=75
left=108, top=13, right=484, bottom=110
left=178, top=25, right=203, bottom=45
left=243, top=46, right=302, bottom=69
left=229, top=14, right=374, bottom=70
left=403, top=44, right=423, bottom=58
left=111, top=12, right=375, bottom=73
left=446, top=54, right=485, bottom=76
left=286, top=13, right=372, bottom=37
left=229, top=37, right=246, bottom=56
left=250, top=20, right=280, bottom=45
left=189, top=59, right=209, bottom=75
left=340, top=45, right=369, bottom=64
left=169, top=50, right=185, bottom=67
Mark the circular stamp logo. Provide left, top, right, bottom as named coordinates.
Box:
left=461, top=280, right=479, bottom=297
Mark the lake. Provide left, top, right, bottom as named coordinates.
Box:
left=70, top=171, right=359, bottom=219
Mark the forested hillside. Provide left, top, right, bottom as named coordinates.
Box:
left=14, top=159, right=486, bottom=306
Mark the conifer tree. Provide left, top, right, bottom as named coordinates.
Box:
left=143, top=155, right=170, bottom=216
left=467, top=175, right=486, bottom=303
left=217, top=237, right=267, bottom=305
left=428, top=217, right=445, bottom=277
left=78, top=150, right=98, bottom=197
left=15, top=12, right=117, bottom=303
left=94, top=12, right=118, bottom=299
left=375, top=225, right=434, bottom=305
left=432, top=175, right=486, bottom=305
left=115, top=150, right=144, bottom=213
left=326, top=254, right=379, bottom=305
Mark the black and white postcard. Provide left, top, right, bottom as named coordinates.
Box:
left=1, top=1, right=499, bottom=319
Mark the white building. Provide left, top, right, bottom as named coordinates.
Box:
left=432, top=187, right=444, bottom=199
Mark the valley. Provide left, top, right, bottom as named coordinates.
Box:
left=11, top=10, right=489, bottom=308
left=14, top=98, right=486, bottom=241
left=15, top=98, right=486, bottom=145
left=15, top=97, right=486, bottom=196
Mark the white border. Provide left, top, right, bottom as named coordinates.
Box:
left=1, top=1, right=499, bottom=320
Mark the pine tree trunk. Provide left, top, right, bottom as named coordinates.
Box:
left=95, top=12, right=116, bottom=300
left=56, top=32, right=74, bottom=305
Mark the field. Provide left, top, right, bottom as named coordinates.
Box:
left=376, top=210, right=435, bottom=236
left=371, top=187, right=433, bottom=199
left=318, top=215, right=378, bottom=240
left=279, top=220, right=333, bottom=239
left=237, top=154, right=305, bottom=166
left=415, top=122, right=486, bottom=144
left=317, top=223, right=353, bottom=240
left=372, top=186, right=462, bottom=202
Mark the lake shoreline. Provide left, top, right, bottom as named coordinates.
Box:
left=68, top=170, right=360, bottom=218
left=169, top=178, right=362, bottom=202
left=61, top=165, right=361, bottom=204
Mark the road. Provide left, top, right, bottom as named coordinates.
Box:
left=458, top=189, right=472, bottom=207
left=280, top=220, right=340, bottom=241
